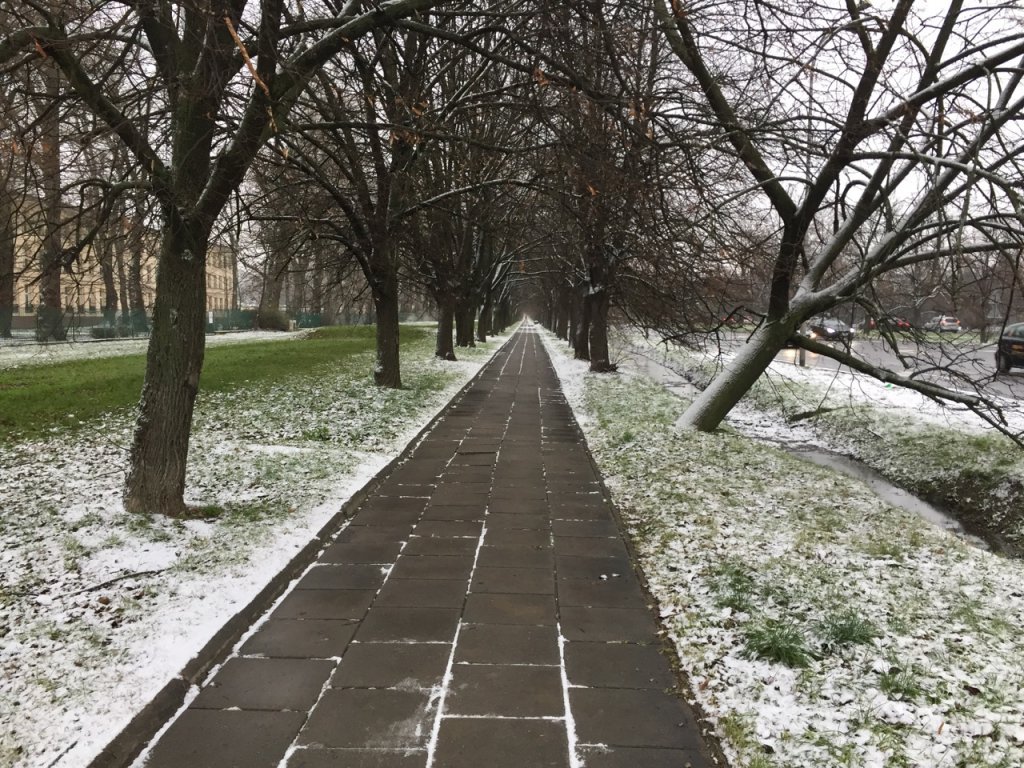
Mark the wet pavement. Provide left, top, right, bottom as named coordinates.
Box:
left=136, top=327, right=716, bottom=768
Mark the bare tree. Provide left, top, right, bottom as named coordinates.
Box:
left=649, top=0, right=1024, bottom=435
left=2, top=0, right=445, bottom=515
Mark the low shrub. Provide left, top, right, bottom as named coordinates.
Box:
left=255, top=308, right=290, bottom=331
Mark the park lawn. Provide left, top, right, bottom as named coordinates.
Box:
left=0, top=325, right=428, bottom=443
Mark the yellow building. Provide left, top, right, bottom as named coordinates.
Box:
left=10, top=221, right=236, bottom=330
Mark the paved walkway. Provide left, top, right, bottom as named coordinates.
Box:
left=140, top=327, right=715, bottom=768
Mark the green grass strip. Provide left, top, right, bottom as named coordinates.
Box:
left=0, top=325, right=431, bottom=444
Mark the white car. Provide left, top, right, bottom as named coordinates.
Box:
left=923, top=315, right=962, bottom=333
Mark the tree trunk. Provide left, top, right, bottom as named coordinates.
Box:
left=100, top=243, right=119, bottom=325
left=574, top=290, right=591, bottom=361
left=495, top=297, right=510, bottom=332
left=436, top=299, right=456, bottom=360
left=560, top=295, right=573, bottom=340
left=568, top=295, right=578, bottom=347
left=455, top=304, right=476, bottom=347
left=0, top=185, right=14, bottom=338
left=476, top=294, right=492, bottom=343
left=257, top=247, right=288, bottom=327
left=116, top=245, right=130, bottom=318
left=588, top=290, right=614, bottom=372
left=36, top=62, right=65, bottom=342
left=372, top=269, right=402, bottom=388
left=123, top=222, right=208, bottom=515
left=677, top=319, right=798, bottom=431
left=128, top=245, right=148, bottom=332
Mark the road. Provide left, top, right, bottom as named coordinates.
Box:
left=757, top=334, right=1024, bottom=401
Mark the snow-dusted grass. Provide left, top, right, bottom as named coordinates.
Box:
left=641, top=336, right=1024, bottom=549
left=543, top=331, right=1024, bottom=768
left=0, top=328, right=506, bottom=768
left=0, top=328, right=308, bottom=370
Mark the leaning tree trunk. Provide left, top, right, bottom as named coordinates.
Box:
left=436, top=298, right=457, bottom=360
left=588, top=289, right=614, bottom=372
left=124, top=221, right=208, bottom=515
left=677, top=319, right=799, bottom=431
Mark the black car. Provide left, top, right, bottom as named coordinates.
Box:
left=996, top=323, right=1024, bottom=372
left=805, top=317, right=855, bottom=344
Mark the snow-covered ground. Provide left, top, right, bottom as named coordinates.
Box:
left=0, top=329, right=506, bottom=768
left=543, top=330, right=1024, bottom=768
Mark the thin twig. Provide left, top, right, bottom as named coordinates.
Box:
left=58, top=569, right=168, bottom=600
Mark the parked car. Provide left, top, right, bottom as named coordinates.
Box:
left=864, top=317, right=913, bottom=331
left=805, top=317, right=855, bottom=344
left=996, top=323, right=1024, bottom=373
left=923, top=315, right=962, bottom=333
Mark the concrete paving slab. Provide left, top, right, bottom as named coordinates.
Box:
left=298, top=689, right=433, bottom=749
left=286, top=747, right=426, bottom=768
left=554, top=536, right=630, bottom=558
left=373, top=578, right=469, bottom=608
left=462, top=593, right=557, bottom=625
left=420, top=505, right=485, bottom=522
left=446, top=664, right=563, bottom=717
left=270, top=589, right=377, bottom=621
left=332, top=642, right=451, bottom=689
left=239, top=619, right=358, bottom=659
left=354, top=606, right=461, bottom=642
left=296, top=564, right=390, bottom=590
left=143, top=709, right=305, bottom=768
left=319, top=541, right=405, bottom=564
left=412, top=520, right=482, bottom=538
left=387, top=554, right=475, bottom=581
left=555, top=554, right=634, bottom=580
left=559, top=606, right=661, bottom=643
left=571, top=688, right=704, bottom=750
left=470, top=566, right=555, bottom=595
left=476, top=545, right=554, bottom=570
left=557, top=576, right=649, bottom=608
left=485, top=513, right=550, bottom=530
left=577, top=745, right=714, bottom=768
left=192, top=657, right=334, bottom=711
left=335, top=525, right=413, bottom=544
left=565, top=642, right=677, bottom=689
left=551, top=519, right=619, bottom=537
left=455, top=623, right=560, bottom=665
left=399, top=535, right=479, bottom=556
left=431, top=718, right=569, bottom=768
left=484, top=529, right=552, bottom=548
